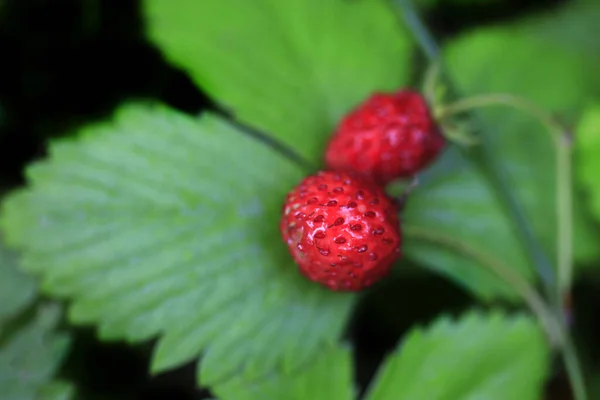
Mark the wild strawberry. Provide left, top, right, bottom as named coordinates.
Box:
left=325, top=89, right=445, bottom=186
left=280, top=170, right=401, bottom=291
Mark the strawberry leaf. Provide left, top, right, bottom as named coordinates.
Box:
left=0, top=236, right=36, bottom=325
left=0, top=304, right=74, bottom=400
left=576, top=105, right=600, bottom=225
left=404, top=23, right=600, bottom=299
left=445, top=28, right=600, bottom=263
left=213, top=344, right=354, bottom=400
left=0, top=239, right=74, bottom=400
left=144, top=0, right=413, bottom=164
left=521, top=0, right=600, bottom=62
left=402, top=148, right=529, bottom=298
left=0, top=103, right=356, bottom=388
left=364, top=310, right=549, bottom=400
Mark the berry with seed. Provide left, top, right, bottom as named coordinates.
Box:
left=280, top=170, right=401, bottom=291
left=325, top=89, right=445, bottom=185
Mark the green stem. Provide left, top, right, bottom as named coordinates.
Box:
left=563, top=335, right=588, bottom=400
left=404, top=225, right=561, bottom=347
left=438, top=93, right=573, bottom=302
left=393, top=0, right=557, bottom=305
left=558, top=142, right=574, bottom=294
left=405, top=226, right=587, bottom=400
left=422, top=60, right=441, bottom=105
left=437, top=94, right=563, bottom=145
left=393, top=1, right=582, bottom=397
left=394, top=0, right=439, bottom=61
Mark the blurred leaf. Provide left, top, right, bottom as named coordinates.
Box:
left=0, top=236, right=37, bottom=325
left=214, top=344, right=354, bottom=400
left=445, top=27, right=600, bottom=262
left=403, top=23, right=600, bottom=299
left=0, top=103, right=355, bottom=387
left=0, top=304, right=73, bottom=400
left=144, top=0, right=413, bottom=164
left=0, top=238, right=74, bottom=400
left=576, top=105, right=600, bottom=224
left=518, top=0, right=600, bottom=62
left=364, top=310, right=549, bottom=400
left=416, top=0, right=499, bottom=8
left=402, top=148, right=529, bottom=298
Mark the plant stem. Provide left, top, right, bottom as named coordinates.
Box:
left=212, top=108, right=319, bottom=174
left=437, top=94, right=563, bottom=145
left=405, top=225, right=587, bottom=400
left=394, top=0, right=439, bottom=61
left=563, top=335, right=588, bottom=400
left=557, top=141, right=573, bottom=294
left=437, top=93, right=574, bottom=304
left=393, top=0, right=557, bottom=304
left=403, top=225, right=562, bottom=346
left=393, top=1, right=582, bottom=397
left=422, top=60, right=441, bottom=105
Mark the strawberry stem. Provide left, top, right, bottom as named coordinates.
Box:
left=422, top=60, right=442, bottom=106
left=394, top=0, right=438, bottom=61
left=403, top=225, right=562, bottom=347
left=394, top=1, right=583, bottom=398
left=394, top=0, right=559, bottom=303
left=438, top=93, right=574, bottom=304
left=405, top=225, right=586, bottom=400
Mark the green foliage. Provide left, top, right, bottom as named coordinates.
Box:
left=403, top=17, right=600, bottom=298
left=214, top=344, right=354, bottom=400
left=216, top=311, right=549, bottom=400
left=445, top=25, right=600, bottom=265
left=0, top=237, right=36, bottom=325
left=0, top=103, right=356, bottom=387
left=144, top=0, right=413, bottom=164
left=2, top=1, right=598, bottom=397
left=402, top=147, right=530, bottom=298
left=576, top=105, right=600, bottom=223
left=142, top=0, right=590, bottom=304
left=0, top=239, right=73, bottom=400
left=364, top=310, right=549, bottom=400
left=519, top=0, right=600, bottom=62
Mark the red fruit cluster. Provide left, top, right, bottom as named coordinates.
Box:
left=280, top=171, right=401, bottom=291
left=325, top=90, right=445, bottom=186
left=280, top=89, right=445, bottom=291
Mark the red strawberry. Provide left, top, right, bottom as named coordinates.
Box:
left=325, top=89, right=445, bottom=185
left=280, top=170, right=401, bottom=291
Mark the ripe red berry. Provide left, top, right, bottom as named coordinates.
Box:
left=325, top=89, right=445, bottom=186
left=280, top=170, right=401, bottom=291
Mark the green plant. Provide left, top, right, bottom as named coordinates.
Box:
left=1, top=0, right=600, bottom=399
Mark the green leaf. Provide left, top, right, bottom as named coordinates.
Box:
left=0, top=302, right=74, bottom=400
left=0, top=236, right=37, bottom=325
left=0, top=103, right=356, bottom=387
left=517, top=0, right=600, bottom=63
left=364, top=310, right=549, bottom=400
left=214, top=344, right=354, bottom=400
left=403, top=23, right=600, bottom=299
left=0, top=237, right=74, bottom=400
left=576, top=105, right=600, bottom=224
left=402, top=149, right=529, bottom=299
left=144, top=0, right=413, bottom=164
left=445, top=28, right=600, bottom=262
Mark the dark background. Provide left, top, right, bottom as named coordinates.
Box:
left=0, top=0, right=592, bottom=399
